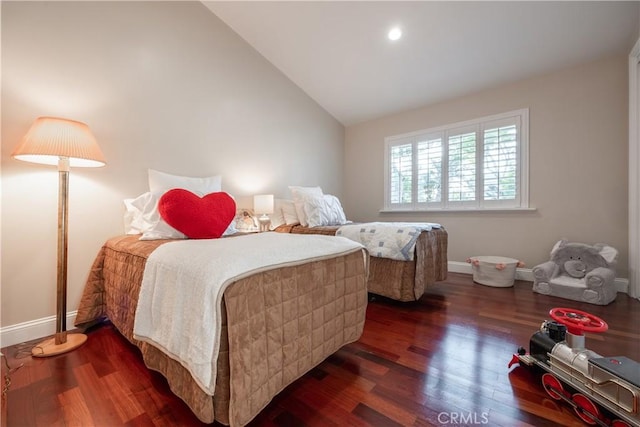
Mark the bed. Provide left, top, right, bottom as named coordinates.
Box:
left=74, top=232, right=368, bottom=426
left=274, top=224, right=448, bottom=302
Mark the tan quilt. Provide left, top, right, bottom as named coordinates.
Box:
left=75, top=235, right=368, bottom=426
left=275, top=224, right=448, bottom=301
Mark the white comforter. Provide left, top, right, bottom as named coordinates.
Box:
left=337, top=222, right=441, bottom=261
left=133, top=232, right=364, bottom=395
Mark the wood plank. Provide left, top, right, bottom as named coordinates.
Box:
left=72, top=363, right=123, bottom=425
left=102, top=371, right=145, bottom=423
left=57, top=387, right=95, bottom=426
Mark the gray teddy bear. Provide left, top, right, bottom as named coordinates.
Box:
left=552, top=240, right=617, bottom=278
left=532, top=239, right=618, bottom=305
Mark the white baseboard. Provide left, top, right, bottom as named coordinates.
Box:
left=0, top=311, right=78, bottom=349
left=447, top=261, right=629, bottom=294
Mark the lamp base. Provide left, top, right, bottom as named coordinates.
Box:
left=258, top=215, right=271, bottom=232
left=31, top=333, right=87, bottom=358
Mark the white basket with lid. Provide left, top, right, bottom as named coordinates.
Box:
left=467, top=255, right=520, bottom=287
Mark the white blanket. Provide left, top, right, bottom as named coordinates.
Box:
left=337, top=222, right=441, bottom=261
left=133, top=232, right=364, bottom=395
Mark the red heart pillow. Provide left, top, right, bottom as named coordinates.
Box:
left=158, top=189, right=236, bottom=239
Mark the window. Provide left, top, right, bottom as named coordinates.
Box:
left=384, top=109, right=529, bottom=211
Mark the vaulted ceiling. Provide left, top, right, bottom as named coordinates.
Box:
left=204, top=1, right=639, bottom=126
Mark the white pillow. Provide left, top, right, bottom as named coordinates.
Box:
left=268, top=199, right=288, bottom=230
left=124, top=198, right=146, bottom=235
left=131, top=191, right=186, bottom=240
left=281, top=200, right=300, bottom=225
left=148, top=169, right=222, bottom=194
left=289, top=186, right=323, bottom=227
left=304, top=194, right=348, bottom=228
left=126, top=191, right=236, bottom=240
left=224, top=219, right=238, bottom=236
left=138, top=169, right=232, bottom=239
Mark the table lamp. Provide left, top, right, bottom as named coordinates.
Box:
left=253, top=194, right=274, bottom=232
left=12, top=117, right=106, bottom=357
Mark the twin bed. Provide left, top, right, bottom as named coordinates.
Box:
left=275, top=223, right=448, bottom=302
left=75, top=232, right=368, bottom=426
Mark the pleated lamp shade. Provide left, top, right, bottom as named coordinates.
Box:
left=12, top=117, right=106, bottom=167
left=254, top=194, right=274, bottom=215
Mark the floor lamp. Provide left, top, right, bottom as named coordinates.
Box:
left=12, top=117, right=106, bottom=357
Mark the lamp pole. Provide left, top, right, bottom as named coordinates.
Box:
left=55, top=156, right=70, bottom=345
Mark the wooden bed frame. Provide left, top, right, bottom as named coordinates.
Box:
left=274, top=224, right=448, bottom=301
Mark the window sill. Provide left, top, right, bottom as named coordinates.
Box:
left=379, top=207, right=537, bottom=213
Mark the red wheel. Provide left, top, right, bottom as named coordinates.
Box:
left=572, top=393, right=600, bottom=425
left=611, top=420, right=631, bottom=427
left=549, top=307, right=608, bottom=335
left=541, top=373, right=564, bottom=400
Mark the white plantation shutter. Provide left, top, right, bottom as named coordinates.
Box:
left=417, top=136, right=442, bottom=203
left=483, top=122, right=518, bottom=203
left=384, top=109, right=528, bottom=210
left=447, top=131, right=476, bottom=204
left=389, top=143, right=413, bottom=205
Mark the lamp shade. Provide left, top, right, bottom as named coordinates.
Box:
left=253, top=194, right=274, bottom=215
left=12, top=117, right=106, bottom=168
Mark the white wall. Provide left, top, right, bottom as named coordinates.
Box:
left=1, top=1, right=344, bottom=333
left=344, top=55, right=629, bottom=276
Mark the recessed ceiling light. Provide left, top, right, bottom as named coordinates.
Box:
left=388, top=27, right=402, bottom=41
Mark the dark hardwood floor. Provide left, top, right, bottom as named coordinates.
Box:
left=2, top=273, right=639, bottom=426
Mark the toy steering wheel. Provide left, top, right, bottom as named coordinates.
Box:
left=549, top=308, right=608, bottom=335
